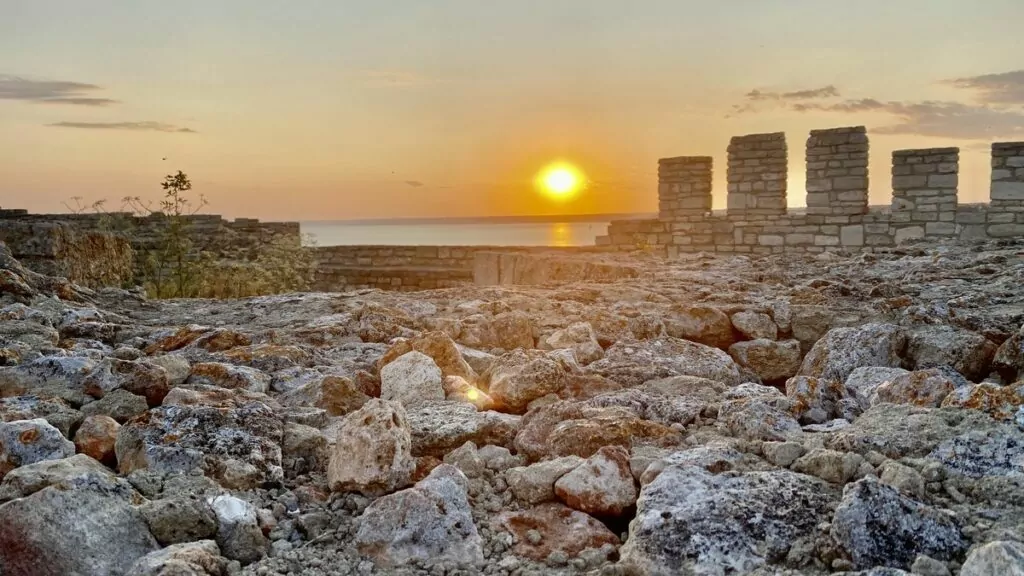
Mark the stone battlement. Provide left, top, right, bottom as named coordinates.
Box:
left=600, top=128, right=1024, bottom=256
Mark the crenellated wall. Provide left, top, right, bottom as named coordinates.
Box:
left=600, top=130, right=1024, bottom=256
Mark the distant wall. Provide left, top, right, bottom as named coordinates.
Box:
left=0, top=220, right=133, bottom=288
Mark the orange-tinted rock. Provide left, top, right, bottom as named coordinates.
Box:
left=554, top=446, right=637, bottom=517
left=545, top=410, right=681, bottom=460
left=412, top=455, right=443, bottom=482
left=143, top=325, right=209, bottom=354
left=187, top=362, right=269, bottom=394
left=873, top=368, right=963, bottom=408
left=496, top=503, right=620, bottom=561
left=82, top=359, right=171, bottom=407
left=665, top=305, right=735, bottom=350
left=514, top=401, right=586, bottom=462
left=74, top=415, right=120, bottom=466
left=220, top=344, right=311, bottom=369
left=194, top=329, right=252, bottom=353
left=279, top=375, right=369, bottom=417
left=941, top=382, right=1024, bottom=421
left=443, top=376, right=496, bottom=411
left=378, top=332, right=477, bottom=382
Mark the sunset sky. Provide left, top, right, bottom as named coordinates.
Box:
left=3, top=0, right=1024, bottom=221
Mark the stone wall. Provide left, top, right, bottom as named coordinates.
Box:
left=0, top=220, right=134, bottom=288
left=658, top=157, right=713, bottom=219
left=600, top=130, right=1024, bottom=256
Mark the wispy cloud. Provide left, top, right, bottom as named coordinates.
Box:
left=404, top=180, right=424, bottom=187
left=359, top=70, right=434, bottom=89
left=49, top=121, right=197, bottom=133
left=729, top=85, right=840, bottom=116
left=0, top=75, right=119, bottom=106
left=946, top=69, right=1024, bottom=104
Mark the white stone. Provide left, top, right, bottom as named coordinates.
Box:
left=380, top=351, right=444, bottom=408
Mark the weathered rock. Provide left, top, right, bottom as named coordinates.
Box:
left=620, top=465, right=834, bottom=575
left=441, top=375, right=495, bottom=410
left=496, top=503, right=619, bottom=561
left=327, top=399, right=415, bottom=495
left=379, top=331, right=478, bottom=382
left=0, top=395, right=83, bottom=437
left=147, top=354, right=192, bottom=386
left=278, top=374, right=370, bottom=416
left=485, top=349, right=570, bottom=413
left=82, top=358, right=172, bottom=407
left=380, top=351, right=445, bottom=408
left=587, top=337, right=744, bottom=388
left=140, top=495, right=218, bottom=545
left=731, top=310, right=779, bottom=341
left=0, top=453, right=137, bottom=503
left=728, top=338, right=802, bottom=384
left=993, top=331, right=1024, bottom=383
left=845, top=366, right=911, bottom=410
left=878, top=460, right=926, bottom=498
left=540, top=322, right=605, bottom=365
left=282, top=421, right=328, bottom=473
left=928, top=427, right=1024, bottom=478
left=0, top=485, right=159, bottom=575
left=116, top=402, right=283, bottom=489
left=544, top=408, right=681, bottom=460
left=799, top=323, right=907, bottom=383
left=941, top=382, right=1024, bottom=421
left=355, top=464, right=483, bottom=568
left=828, top=404, right=998, bottom=459
left=187, top=362, right=269, bottom=395
left=554, top=445, right=637, bottom=517
left=0, top=418, right=75, bottom=479
left=458, top=311, right=534, bottom=351
left=442, top=441, right=486, bottom=477
left=0, top=356, right=97, bottom=407
left=127, top=540, right=227, bottom=576
left=81, top=388, right=149, bottom=423
left=906, top=325, right=997, bottom=382
left=960, top=541, right=1024, bottom=576
left=638, top=444, right=749, bottom=484
left=506, top=456, right=584, bottom=505
left=514, top=401, right=585, bottom=462
left=405, top=400, right=519, bottom=457
left=831, top=478, right=966, bottom=570
left=665, top=305, right=735, bottom=349
left=786, top=375, right=845, bottom=424
left=357, top=303, right=414, bottom=344
left=583, top=385, right=704, bottom=428
left=762, top=441, right=805, bottom=468
left=791, top=448, right=864, bottom=484
left=719, top=397, right=803, bottom=442
left=217, top=344, right=311, bottom=372
left=73, top=414, right=120, bottom=466
left=456, top=344, right=497, bottom=376
left=207, top=494, right=267, bottom=565
left=873, top=368, right=968, bottom=408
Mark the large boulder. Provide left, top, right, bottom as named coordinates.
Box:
left=278, top=374, right=370, bottom=416
left=540, top=322, right=605, bottom=366
left=82, top=358, right=172, bottom=407
left=539, top=407, right=681, bottom=460
left=960, top=541, right=1024, bottom=576
left=0, top=356, right=97, bottom=407
left=993, top=329, right=1024, bottom=383
left=844, top=367, right=910, bottom=410
left=355, top=464, right=483, bottom=568
left=786, top=375, right=845, bottom=424
left=186, top=362, right=269, bottom=395
left=73, top=414, right=120, bottom=466
left=718, top=397, right=803, bottom=442
left=495, top=503, right=619, bottom=561
left=405, top=400, right=519, bottom=457
left=941, top=382, right=1024, bottom=421
left=872, top=368, right=968, bottom=408
left=327, top=399, right=415, bottom=495
left=799, top=323, right=907, bottom=383
left=665, top=305, right=735, bottom=349
left=587, top=338, right=744, bottom=388
left=906, top=325, right=997, bottom=382
left=620, top=465, right=834, bottom=575
left=380, top=351, right=445, bottom=408
left=0, top=485, right=159, bottom=575
left=378, top=331, right=477, bottom=381
left=485, top=349, right=571, bottom=413
left=116, top=402, right=283, bottom=489
left=139, top=495, right=219, bottom=546
left=554, top=445, right=637, bottom=517
left=827, top=404, right=999, bottom=459
left=730, top=310, right=778, bottom=341
left=928, top=427, right=1024, bottom=479
left=0, top=418, right=74, bottom=479
left=831, top=478, right=966, bottom=570
left=0, top=453, right=137, bottom=503
left=728, top=339, right=802, bottom=385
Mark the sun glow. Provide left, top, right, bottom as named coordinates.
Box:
left=536, top=162, right=585, bottom=201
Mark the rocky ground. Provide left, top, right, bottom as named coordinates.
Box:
left=2, top=239, right=1024, bottom=576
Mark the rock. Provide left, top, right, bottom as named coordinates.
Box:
left=993, top=331, right=1024, bottom=383
left=127, top=540, right=228, bottom=576
left=799, top=323, right=907, bottom=383
left=906, top=325, right=996, bottom=382
left=0, top=356, right=98, bottom=407
left=73, top=414, right=120, bottom=466
left=456, top=345, right=497, bottom=375
left=587, top=337, right=744, bottom=388
left=514, top=401, right=585, bottom=461
left=116, top=402, right=283, bottom=489
left=0, top=485, right=159, bottom=575
left=554, top=446, right=637, bottom=517
left=786, top=375, right=845, bottom=424
left=0, top=418, right=75, bottom=479
left=728, top=339, right=802, bottom=384
left=282, top=421, right=328, bottom=473
left=279, top=374, right=370, bottom=416
left=960, top=541, right=1024, bottom=576
left=831, top=478, right=966, bottom=570
left=638, top=445, right=748, bottom=484
left=665, top=305, right=735, bottom=349
left=827, top=404, right=999, bottom=459
left=405, top=400, right=519, bottom=457
left=0, top=395, right=83, bottom=437
left=81, top=388, right=149, bottom=423
left=442, top=375, right=495, bottom=410
left=80, top=358, right=172, bottom=407
left=327, top=399, right=415, bottom=495
left=207, top=494, right=267, bottom=565
left=379, top=331, right=478, bottom=382
left=506, top=456, right=584, bottom=505
left=496, top=503, right=619, bottom=562
left=620, top=465, right=834, bottom=575
left=442, top=441, right=486, bottom=477
left=544, top=408, right=681, bottom=460
left=731, top=310, right=779, bottom=340
left=941, top=382, right=1024, bottom=421
left=583, top=386, right=704, bottom=428
left=379, top=351, right=445, bottom=408
left=485, top=349, right=570, bottom=413
left=791, top=448, right=864, bottom=484
left=0, top=453, right=137, bottom=503
left=187, top=362, right=270, bottom=395
left=146, top=353, right=192, bottom=385
left=719, top=397, right=803, bottom=442
left=873, top=368, right=968, bottom=408
left=355, top=464, right=483, bottom=568
left=458, top=311, right=534, bottom=351
left=928, top=427, right=1024, bottom=478
left=540, top=322, right=605, bottom=365
left=763, top=441, right=805, bottom=468
left=910, top=555, right=952, bottom=576
left=139, top=495, right=218, bottom=545
left=845, top=367, right=911, bottom=410
left=878, top=460, right=926, bottom=498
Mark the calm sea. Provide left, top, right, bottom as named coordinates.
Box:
left=301, top=221, right=613, bottom=247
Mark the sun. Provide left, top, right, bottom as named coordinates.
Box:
left=536, top=162, right=585, bottom=201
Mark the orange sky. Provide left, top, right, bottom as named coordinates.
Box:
left=3, top=1, right=1024, bottom=220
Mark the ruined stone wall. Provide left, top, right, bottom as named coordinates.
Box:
left=600, top=132, right=1024, bottom=256
left=0, top=220, right=134, bottom=288
left=658, top=157, right=712, bottom=219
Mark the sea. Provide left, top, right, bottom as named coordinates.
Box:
left=301, top=219, right=625, bottom=247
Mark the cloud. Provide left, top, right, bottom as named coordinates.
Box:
left=729, top=85, right=840, bottom=116
left=0, top=75, right=118, bottom=106
left=789, top=99, right=1024, bottom=140
left=48, top=121, right=197, bottom=133
left=404, top=180, right=424, bottom=187
left=946, top=69, right=1024, bottom=104
left=359, top=70, right=433, bottom=88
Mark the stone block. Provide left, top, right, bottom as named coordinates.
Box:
left=815, top=234, right=840, bottom=246
left=806, top=179, right=833, bottom=193
left=1007, top=157, right=1024, bottom=168
left=785, top=233, right=815, bottom=245
left=927, top=174, right=958, bottom=188
left=758, top=235, right=784, bottom=246
left=833, top=176, right=868, bottom=191
left=925, top=222, right=957, bottom=236
left=893, top=175, right=928, bottom=189
left=959, top=225, right=988, bottom=241
left=894, top=226, right=925, bottom=243
left=992, top=181, right=1024, bottom=201
left=988, top=212, right=1016, bottom=223
left=840, top=225, right=864, bottom=246
left=988, top=223, right=1024, bottom=237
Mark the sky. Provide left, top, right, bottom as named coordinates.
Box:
left=3, top=0, right=1024, bottom=221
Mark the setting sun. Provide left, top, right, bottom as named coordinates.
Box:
left=536, top=162, right=585, bottom=201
